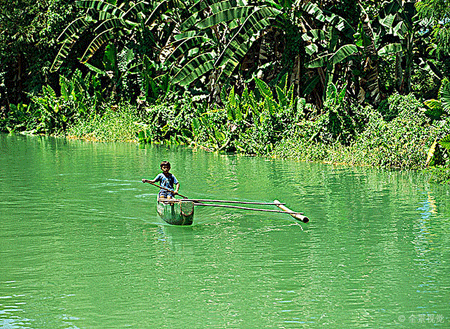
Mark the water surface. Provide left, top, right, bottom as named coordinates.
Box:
left=1, top=134, right=449, bottom=328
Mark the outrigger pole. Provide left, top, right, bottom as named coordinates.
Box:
left=192, top=201, right=308, bottom=223
left=274, top=200, right=309, bottom=223
left=183, top=199, right=286, bottom=206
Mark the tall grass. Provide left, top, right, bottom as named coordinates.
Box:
left=67, top=105, right=141, bottom=142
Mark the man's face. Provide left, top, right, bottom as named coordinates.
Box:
left=161, top=165, right=170, bottom=173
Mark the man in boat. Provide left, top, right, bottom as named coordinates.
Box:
left=142, top=161, right=180, bottom=200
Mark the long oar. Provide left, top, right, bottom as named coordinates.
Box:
left=182, top=199, right=286, bottom=206
left=142, top=180, right=188, bottom=199
left=193, top=202, right=309, bottom=223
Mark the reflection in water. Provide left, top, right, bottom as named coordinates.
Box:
left=1, top=134, right=450, bottom=328
left=159, top=225, right=196, bottom=256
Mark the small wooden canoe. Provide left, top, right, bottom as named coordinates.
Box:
left=157, top=198, right=194, bottom=225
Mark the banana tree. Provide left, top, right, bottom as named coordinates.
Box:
left=352, top=2, right=405, bottom=105
left=163, top=0, right=282, bottom=92
left=301, top=1, right=424, bottom=107
left=301, top=2, right=358, bottom=109
left=424, top=78, right=450, bottom=120
left=83, top=43, right=138, bottom=100
left=425, top=78, right=450, bottom=165
left=378, top=0, right=419, bottom=94
left=50, top=0, right=187, bottom=101
left=416, top=0, right=450, bottom=56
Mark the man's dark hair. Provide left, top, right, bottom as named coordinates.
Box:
left=160, top=161, right=171, bottom=168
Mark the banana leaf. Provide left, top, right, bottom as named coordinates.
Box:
left=227, top=86, right=236, bottom=120
left=216, top=6, right=281, bottom=78
left=191, top=117, right=201, bottom=135
left=330, top=44, right=358, bottom=64
left=277, top=73, right=288, bottom=93
left=181, top=0, right=229, bottom=31
left=379, top=14, right=396, bottom=29
left=81, top=29, right=118, bottom=63
left=59, top=76, right=70, bottom=102
left=248, top=91, right=260, bottom=116
left=210, top=0, right=246, bottom=14
left=51, top=17, right=89, bottom=72
left=196, top=7, right=253, bottom=29
left=309, top=29, right=327, bottom=41
left=378, top=43, right=402, bottom=57
left=424, top=99, right=441, bottom=110
left=441, top=80, right=450, bottom=112
left=426, top=139, right=438, bottom=166
left=94, top=18, right=130, bottom=34
left=304, top=2, right=325, bottom=22
left=276, top=86, right=287, bottom=108
left=145, top=0, right=186, bottom=26
left=338, top=82, right=347, bottom=104
left=305, top=44, right=318, bottom=56
left=325, top=81, right=337, bottom=103
left=165, top=36, right=211, bottom=63
left=174, top=31, right=197, bottom=41
left=84, top=62, right=107, bottom=76
left=439, top=134, right=450, bottom=151
left=171, top=53, right=215, bottom=85
left=76, top=0, right=124, bottom=18
left=302, top=75, right=320, bottom=96
left=305, top=54, right=329, bottom=68
left=255, top=78, right=272, bottom=100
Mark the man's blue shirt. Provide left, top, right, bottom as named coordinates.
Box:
left=154, top=173, right=178, bottom=191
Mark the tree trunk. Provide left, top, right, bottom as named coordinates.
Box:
left=395, top=53, right=403, bottom=92
left=403, top=35, right=414, bottom=94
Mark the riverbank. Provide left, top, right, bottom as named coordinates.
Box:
left=58, top=95, right=450, bottom=184
left=3, top=92, right=450, bottom=184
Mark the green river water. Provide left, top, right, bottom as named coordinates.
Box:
left=1, top=134, right=450, bottom=328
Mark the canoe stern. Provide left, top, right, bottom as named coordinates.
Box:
left=157, top=199, right=194, bottom=225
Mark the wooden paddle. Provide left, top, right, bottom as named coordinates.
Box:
left=142, top=179, right=188, bottom=199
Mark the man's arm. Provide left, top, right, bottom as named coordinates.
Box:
left=142, top=174, right=161, bottom=184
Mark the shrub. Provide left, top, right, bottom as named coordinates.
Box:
left=274, top=93, right=440, bottom=170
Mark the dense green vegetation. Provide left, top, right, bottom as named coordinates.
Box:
left=1, top=0, right=450, bottom=181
